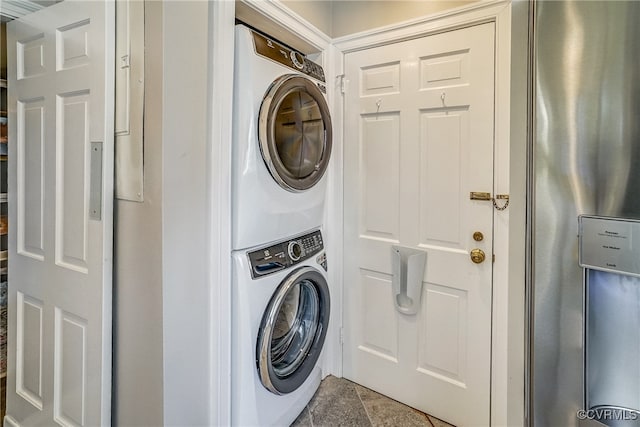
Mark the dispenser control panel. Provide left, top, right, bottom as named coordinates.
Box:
left=579, top=215, right=640, bottom=277
left=251, top=30, right=326, bottom=83
left=247, top=230, right=325, bottom=279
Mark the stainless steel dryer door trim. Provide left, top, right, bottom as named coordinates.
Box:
left=258, top=74, right=332, bottom=192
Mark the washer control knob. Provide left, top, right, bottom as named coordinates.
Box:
left=288, top=241, right=303, bottom=261
left=290, top=51, right=305, bottom=69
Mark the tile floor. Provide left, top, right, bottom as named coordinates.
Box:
left=290, top=376, right=455, bottom=427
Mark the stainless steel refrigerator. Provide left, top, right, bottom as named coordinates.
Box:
left=530, top=1, right=640, bottom=426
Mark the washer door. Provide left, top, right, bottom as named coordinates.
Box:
left=256, top=266, right=330, bottom=395
left=259, top=74, right=333, bottom=192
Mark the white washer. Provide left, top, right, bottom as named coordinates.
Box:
left=232, top=24, right=333, bottom=251
left=231, top=229, right=330, bottom=426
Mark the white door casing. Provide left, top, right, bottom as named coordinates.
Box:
left=343, top=22, right=495, bottom=427
left=6, top=1, right=114, bottom=425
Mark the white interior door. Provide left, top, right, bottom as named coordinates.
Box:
left=6, top=1, right=114, bottom=425
left=343, top=23, right=495, bottom=427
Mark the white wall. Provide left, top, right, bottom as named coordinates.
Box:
left=332, top=1, right=479, bottom=37
left=161, top=1, right=212, bottom=425
left=281, top=0, right=333, bottom=36
left=113, top=2, right=164, bottom=425
left=115, top=2, right=215, bottom=425
left=281, top=1, right=480, bottom=38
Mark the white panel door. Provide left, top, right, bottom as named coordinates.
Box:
left=343, top=23, right=495, bottom=427
left=6, top=1, right=114, bottom=425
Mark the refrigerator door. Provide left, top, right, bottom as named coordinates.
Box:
left=532, top=1, right=640, bottom=426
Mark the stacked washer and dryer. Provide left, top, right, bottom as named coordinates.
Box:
left=230, top=24, right=333, bottom=426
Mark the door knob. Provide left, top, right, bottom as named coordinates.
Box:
left=470, top=248, right=486, bottom=264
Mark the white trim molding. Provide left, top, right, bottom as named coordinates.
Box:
left=333, top=0, right=508, bottom=52
left=208, top=1, right=236, bottom=426
left=237, top=0, right=331, bottom=53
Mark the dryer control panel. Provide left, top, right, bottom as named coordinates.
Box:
left=248, top=230, right=325, bottom=279
left=252, top=30, right=326, bottom=83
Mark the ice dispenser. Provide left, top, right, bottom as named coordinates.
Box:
left=579, top=216, right=640, bottom=427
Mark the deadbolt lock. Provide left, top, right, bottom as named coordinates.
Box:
left=473, top=231, right=484, bottom=242
left=470, top=248, right=486, bottom=264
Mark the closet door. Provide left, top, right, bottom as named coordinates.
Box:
left=6, top=1, right=114, bottom=425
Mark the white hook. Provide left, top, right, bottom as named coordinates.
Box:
left=441, top=92, right=446, bottom=103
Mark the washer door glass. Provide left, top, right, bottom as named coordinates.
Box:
left=257, top=266, right=330, bottom=395
left=259, top=74, right=332, bottom=192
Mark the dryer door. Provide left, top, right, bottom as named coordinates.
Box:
left=257, top=266, right=330, bottom=395
left=259, top=74, right=333, bottom=192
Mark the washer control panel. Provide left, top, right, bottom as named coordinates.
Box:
left=251, top=29, right=326, bottom=83
left=248, top=230, right=325, bottom=279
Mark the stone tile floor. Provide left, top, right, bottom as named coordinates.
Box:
left=291, top=375, right=455, bottom=427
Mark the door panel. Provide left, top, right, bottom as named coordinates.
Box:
left=419, top=110, right=467, bottom=247
left=360, top=269, right=398, bottom=360
left=16, top=292, right=44, bottom=410
left=7, top=1, right=114, bottom=425
left=419, top=284, right=467, bottom=383
left=18, top=98, right=45, bottom=259
left=344, top=23, right=495, bottom=427
left=360, top=114, right=400, bottom=240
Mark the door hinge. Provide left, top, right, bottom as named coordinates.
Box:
left=338, top=74, right=347, bottom=94
left=492, top=254, right=496, bottom=263
left=340, top=327, right=344, bottom=344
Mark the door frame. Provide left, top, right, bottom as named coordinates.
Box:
left=333, top=1, right=523, bottom=425
left=209, top=1, right=524, bottom=426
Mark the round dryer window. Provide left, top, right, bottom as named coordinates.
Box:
left=256, top=266, right=330, bottom=395
left=259, top=74, right=333, bottom=192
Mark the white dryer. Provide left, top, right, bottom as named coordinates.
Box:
left=232, top=24, right=333, bottom=250
left=231, top=229, right=330, bottom=426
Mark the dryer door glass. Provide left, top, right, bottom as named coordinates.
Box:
left=259, top=75, right=332, bottom=192
left=257, top=266, right=330, bottom=395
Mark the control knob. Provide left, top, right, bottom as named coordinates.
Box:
left=288, top=241, right=303, bottom=261
left=290, top=51, right=305, bottom=70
